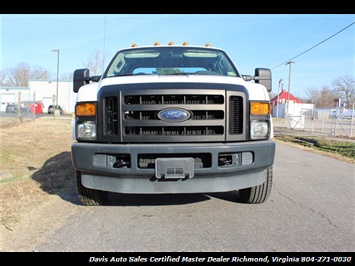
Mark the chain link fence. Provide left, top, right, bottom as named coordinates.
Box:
left=1, top=92, right=55, bottom=127
left=7, top=91, right=44, bottom=121
left=285, top=108, right=354, bottom=138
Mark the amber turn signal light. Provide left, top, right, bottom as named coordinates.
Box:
left=76, top=103, right=96, bottom=116
left=250, top=102, right=270, bottom=115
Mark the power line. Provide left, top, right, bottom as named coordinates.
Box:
left=267, top=15, right=336, bottom=67
left=243, top=15, right=301, bottom=61
left=271, top=21, right=355, bottom=70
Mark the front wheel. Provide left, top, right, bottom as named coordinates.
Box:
left=76, top=170, right=108, bottom=206
left=239, top=166, right=273, bottom=204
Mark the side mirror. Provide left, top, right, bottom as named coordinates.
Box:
left=73, top=68, right=90, bottom=93
left=254, top=68, right=272, bottom=92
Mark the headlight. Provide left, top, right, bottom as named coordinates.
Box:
left=77, top=121, right=96, bottom=140
left=250, top=120, right=269, bottom=139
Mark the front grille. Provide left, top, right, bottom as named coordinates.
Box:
left=122, top=93, right=226, bottom=142
left=100, top=85, right=246, bottom=143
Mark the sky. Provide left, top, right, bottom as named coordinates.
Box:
left=1, top=14, right=354, bottom=99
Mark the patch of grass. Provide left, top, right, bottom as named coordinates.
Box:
left=0, top=118, right=75, bottom=229
left=275, top=135, right=355, bottom=160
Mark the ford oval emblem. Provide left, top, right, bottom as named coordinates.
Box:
left=158, top=108, right=191, bottom=122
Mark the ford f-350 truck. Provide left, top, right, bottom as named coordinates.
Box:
left=71, top=42, right=276, bottom=206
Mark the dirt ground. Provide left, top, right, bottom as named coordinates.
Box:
left=0, top=116, right=77, bottom=251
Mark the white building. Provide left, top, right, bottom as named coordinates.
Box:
left=1, top=80, right=76, bottom=113
left=28, top=79, right=76, bottom=113
left=0, top=86, right=31, bottom=112
left=273, top=101, right=314, bottom=118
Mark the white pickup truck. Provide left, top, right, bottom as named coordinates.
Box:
left=71, top=42, right=276, bottom=206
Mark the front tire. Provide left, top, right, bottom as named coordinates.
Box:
left=76, top=170, right=108, bottom=206
left=239, top=166, right=273, bottom=204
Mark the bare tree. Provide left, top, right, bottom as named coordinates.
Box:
left=0, top=70, right=9, bottom=86
left=318, top=86, right=338, bottom=108
left=31, top=66, right=49, bottom=80
left=7, top=62, right=31, bottom=86
left=305, top=87, right=321, bottom=107
left=61, top=72, right=73, bottom=81
left=5, top=62, right=50, bottom=87
left=84, top=49, right=109, bottom=76
left=331, top=75, right=354, bottom=107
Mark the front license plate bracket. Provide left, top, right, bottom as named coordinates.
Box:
left=155, top=158, right=194, bottom=179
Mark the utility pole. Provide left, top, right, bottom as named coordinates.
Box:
left=285, top=61, right=294, bottom=116
left=51, top=49, right=60, bottom=116
left=18, top=91, right=21, bottom=122
left=276, top=79, right=283, bottom=120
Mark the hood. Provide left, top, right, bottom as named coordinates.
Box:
left=76, top=74, right=269, bottom=102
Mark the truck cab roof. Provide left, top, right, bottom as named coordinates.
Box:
left=103, top=44, right=241, bottom=79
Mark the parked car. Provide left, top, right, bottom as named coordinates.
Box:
left=48, top=105, right=64, bottom=114
left=6, top=103, right=18, bottom=113
left=5, top=103, right=27, bottom=113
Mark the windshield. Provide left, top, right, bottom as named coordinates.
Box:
left=104, top=46, right=240, bottom=78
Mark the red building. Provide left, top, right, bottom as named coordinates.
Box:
left=270, top=91, right=302, bottom=106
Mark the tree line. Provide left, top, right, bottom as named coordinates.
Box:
left=0, top=49, right=107, bottom=87
left=303, top=75, right=354, bottom=108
